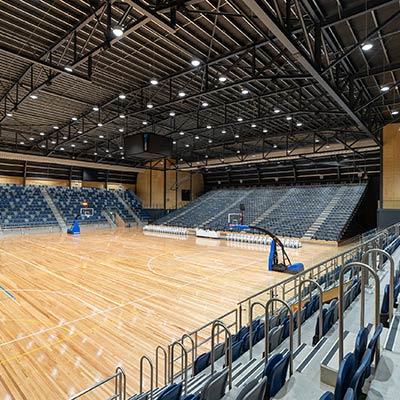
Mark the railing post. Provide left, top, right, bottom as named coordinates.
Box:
left=298, top=279, right=323, bottom=345
left=155, top=346, right=168, bottom=387
left=249, top=302, right=266, bottom=360
left=339, top=262, right=380, bottom=363
left=362, top=249, right=395, bottom=325
left=211, top=321, right=232, bottom=389
left=170, top=341, right=188, bottom=394
left=265, top=298, right=294, bottom=376
left=140, top=356, right=154, bottom=400
left=182, top=334, right=196, bottom=377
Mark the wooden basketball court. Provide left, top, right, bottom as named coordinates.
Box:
left=0, top=228, right=342, bottom=399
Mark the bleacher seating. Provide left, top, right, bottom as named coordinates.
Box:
left=0, top=184, right=58, bottom=228
left=155, top=184, right=366, bottom=241
left=0, top=184, right=147, bottom=229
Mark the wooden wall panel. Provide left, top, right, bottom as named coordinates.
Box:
left=26, top=178, right=69, bottom=187
left=82, top=181, right=106, bottom=189
left=383, top=123, right=400, bottom=207
left=136, top=160, right=204, bottom=209
left=0, top=176, right=24, bottom=185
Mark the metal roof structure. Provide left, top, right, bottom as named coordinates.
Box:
left=0, top=0, right=398, bottom=170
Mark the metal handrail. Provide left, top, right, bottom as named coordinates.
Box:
left=362, top=249, right=395, bottom=324
left=339, top=262, right=380, bottom=363
left=297, top=279, right=323, bottom=345
left=211, top=320, right=233, bottom=390
left=69, top=367, right=126, bottom=400
left=238, top=226, right=395, bottom=307
left=265, top=298, right=294, bottom=376
left=182, top=333, right=196, bottom=376
left=170, top=341, right=188, bottom=394
left=155, top=345, right=168, bottom=387
left=140, top=355, right=154, bottom=400
left=248, top=301, right=266, bottom=359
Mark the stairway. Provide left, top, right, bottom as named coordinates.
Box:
left=302, top=186, right=348, bottom=239
left=114, top=191, right=142, bottom=226
left=40, top=187, right=67, bottom=231
left=251, top=189, right=294, bottom=225
left=102, top=211, right=117, bottom=228
left=200, top=189, right=255, bottom=228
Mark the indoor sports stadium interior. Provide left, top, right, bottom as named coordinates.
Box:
left=1, top=1, right=400, bottom=399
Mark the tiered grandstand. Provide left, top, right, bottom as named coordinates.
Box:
left=0, top=185, right=147, bottom=230
left=156, top=185, right=367, bottom=241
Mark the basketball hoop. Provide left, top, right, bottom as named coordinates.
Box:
left=80, top=208, right=94, bottom=219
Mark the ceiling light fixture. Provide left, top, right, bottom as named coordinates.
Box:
left=191, top=59, right=201, bottom=67
left=71, top=144, right=76, bottom=147
left=195, top=135, right=200, bottom=139
left=30, top=94, right=38, bottom=100
left=234, top=134, right=240, bottom=138
left=93, top=106, right=99, bottom=111
left=263, top=128, right=268, bottom=133
left=6, top=112, right=13, bottom=117
left=273, top=108, right=281, bottom=113
left=51, top=140, right=56, bottom=144
left=119, top=93, right=126, bottom=100
left=218, top=75, right=227, bottom=83
left=201, top=101, right=208, bottom=107
left=119, top=113, right=126, bottom=118
left=206, top=125, right=212, bottom=129
left=169, top=111, right=176, bottom=117
left=94, top=152, right=98, bottom=156
left=179, top=131, right=185, bottom=135
left=99, top=135, right=104, bottom=139
left=53, top=125, right=59, bottom=129
left=150, top=78, right=158, bottom=85
left=236, top=150, right=241, bottom=154
left=71, top=116, right=78, bottom=121
left=112, top=25, right=124, bottom=37
left=185, top=144, right=190, bottom=148
left=222, top=129, right=227, bottom=134
left=286, top=116, right=292, bottom=120
left=119, top=128, right=124, bottom=132
left=60, top=147, right=65, bottom=151
left=20, top=141, right=25, bottom=145
left=361, top=43, right=373, bottom=51
left=237, top=117, right=243, bottom=122
left=83, top=140, right=88, bottom=144
left=172, top=141, right=176, bottom=144
left=97, top=122, right=103, bottom=127
left=208, top=139, right=212, bottom=143
left=39, top=132, right=45, bottom=136
left=381, top=86, right=390, bottom=92
left=178, top=91, right=186, bottom=97
left=64, top=66, right=73, bottom=73
left=391, top=110, right=399, bottom=115
left=241, top=88, right=249, bottom=95
left=296, top=122, right=303, bottom=127
left=142, top=121, right=148, bottom=125
left=273, top=144, right=278, bottom=148
left=251, top=123, right=257, bottom=128
left=146, top=103, right=153, bottom=109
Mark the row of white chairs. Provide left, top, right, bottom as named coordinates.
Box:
left=143, top=225, right=188, bottom=235
left=225, top=233, right=301, bottom=248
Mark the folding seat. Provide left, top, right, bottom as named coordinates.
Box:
left=366, top=323, right=383, bottom=377
left=212, top=343, right=225, bottom=361
left=193, top=353, right=210, bottom=375
left=380, top=284, right=390, bottom=328
left=158, top=383, right=183, bottom=400
left=227, top=339, right=243, bottom=362
left=269, top=315, right=279, bottom=329
left=182, top=394, right=199, bottom=400
left=269, top=326, right=283, bottom=351
left=235, top=377, right=267, bottom=400
left=255, top=322, right=265, bottom=342
left=198, top=368, right=228, bottom=400
left=267, top=351, right=291, bottom=397
left=349, top=349, right=371, bottom=398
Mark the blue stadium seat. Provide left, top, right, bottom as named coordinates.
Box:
left=349, top=349, right=372, bottom=398
left=354, top=327, right=369, bottom=369
left=194, top=353, right=210, bottom=375
left=199, top=369, right=228, bottom=400
left=268, top=351, right=291, bottom=397
left=366, top=323, right=383, bottom=377
left=236, top=377, right=267, bottom=400
left=158, top=383, right=183, bottom=400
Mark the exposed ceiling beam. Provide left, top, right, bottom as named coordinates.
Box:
left=245, top=0, right=379, bottom=145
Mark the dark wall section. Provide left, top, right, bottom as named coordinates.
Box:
left=377, top=209, right=400, bottom=229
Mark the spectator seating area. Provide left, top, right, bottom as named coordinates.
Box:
left=0, top=185, right=58, bottom=228
left=0, top=184, right=146, bottom=229
left=156, top=185, right=367, bottom=241
left=127, top=232, right=400, bottom=400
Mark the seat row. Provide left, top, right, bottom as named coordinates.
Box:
left=320, top=324, right=383, bottom=400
